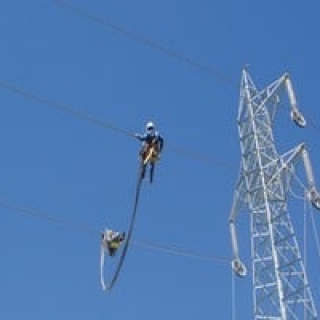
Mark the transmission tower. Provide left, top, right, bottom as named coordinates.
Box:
left=229, top=69, right=320, bottom=319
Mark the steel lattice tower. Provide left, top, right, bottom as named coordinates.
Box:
left=229, top=69, right=320, bottom=319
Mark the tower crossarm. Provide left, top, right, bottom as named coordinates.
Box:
left=239, top=71, right=306, bottom=129
left=266, top=143, right=320, bottom=209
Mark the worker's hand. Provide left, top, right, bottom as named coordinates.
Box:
left=134, top=133, right=140, bottom=139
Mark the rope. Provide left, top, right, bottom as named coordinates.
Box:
left=100, top=168, right=143, bottom=291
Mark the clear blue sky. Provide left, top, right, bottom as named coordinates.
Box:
left=0, top=1, right=319, bottom=319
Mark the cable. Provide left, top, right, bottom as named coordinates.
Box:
left=308, top=201, right=320, bottom=263
left=306, top=195, right=320, bottom=313
left=101, top=168, right=143, bottom=291
left=0, top=80, right=134, bottom=138
left=290, top=169, right=320, bottom=264
left=0, top=196, right=228, bottom=264
left=231, top=269, right=236, bottom=320
left=53, top=1, right=320, bottom=141
left=0, top=79, right=234, bottom=168
left=53, top=0, right=320, bottom=142
left=53, top=1, right=320, bottom=139
left=288, top=166, right=308, bottom=200
left=167, top=144, right=235, bottom=169
left=0, top=197, right=97, bottom=236
left=134, top=240, right=229, bottom=263
left=304, top=200, right=308, bottom=292
left=54, top=0, right=237, bottom=87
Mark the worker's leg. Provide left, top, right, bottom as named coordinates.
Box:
left=149, top=163, right=155, bottom=183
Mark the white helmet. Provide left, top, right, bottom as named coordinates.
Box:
left=146, top=121, right=155, bottom=131
left=105, top=229, right=113, bottom=239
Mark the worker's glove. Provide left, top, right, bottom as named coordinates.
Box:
left=134, top=133, right=140, bottom=139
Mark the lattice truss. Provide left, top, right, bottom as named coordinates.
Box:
left=229, top=69, right=320, bottom=320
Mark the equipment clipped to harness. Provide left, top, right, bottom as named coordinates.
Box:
left=143, top=143, right=159, bottom=165
left=140, top=143, right=159, bottom=183
left=100, top=173, right=143, bottom=292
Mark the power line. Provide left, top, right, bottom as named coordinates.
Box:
left=53, top=1, right=320, bottom=162
left=134, top=240, right=229, bottom=263
left=0, top=197, right=230, bottom=264
left=0, top=197, right=97, bottom=235
left=0, top=79, right=234, bottom=168
left=168, top=145, right=235, bottom=169
left=0, top=80, right=133, bottom=138
left=54, top=1, right=320, bottom=134
left=54, top=0, right=237, bottom=87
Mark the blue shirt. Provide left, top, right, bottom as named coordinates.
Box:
left=136, top=130, right=164, bottom=152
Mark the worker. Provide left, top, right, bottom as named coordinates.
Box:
left=101, top=229, right=126, bottom=256
left=135, top=121, right=164, bottom=183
